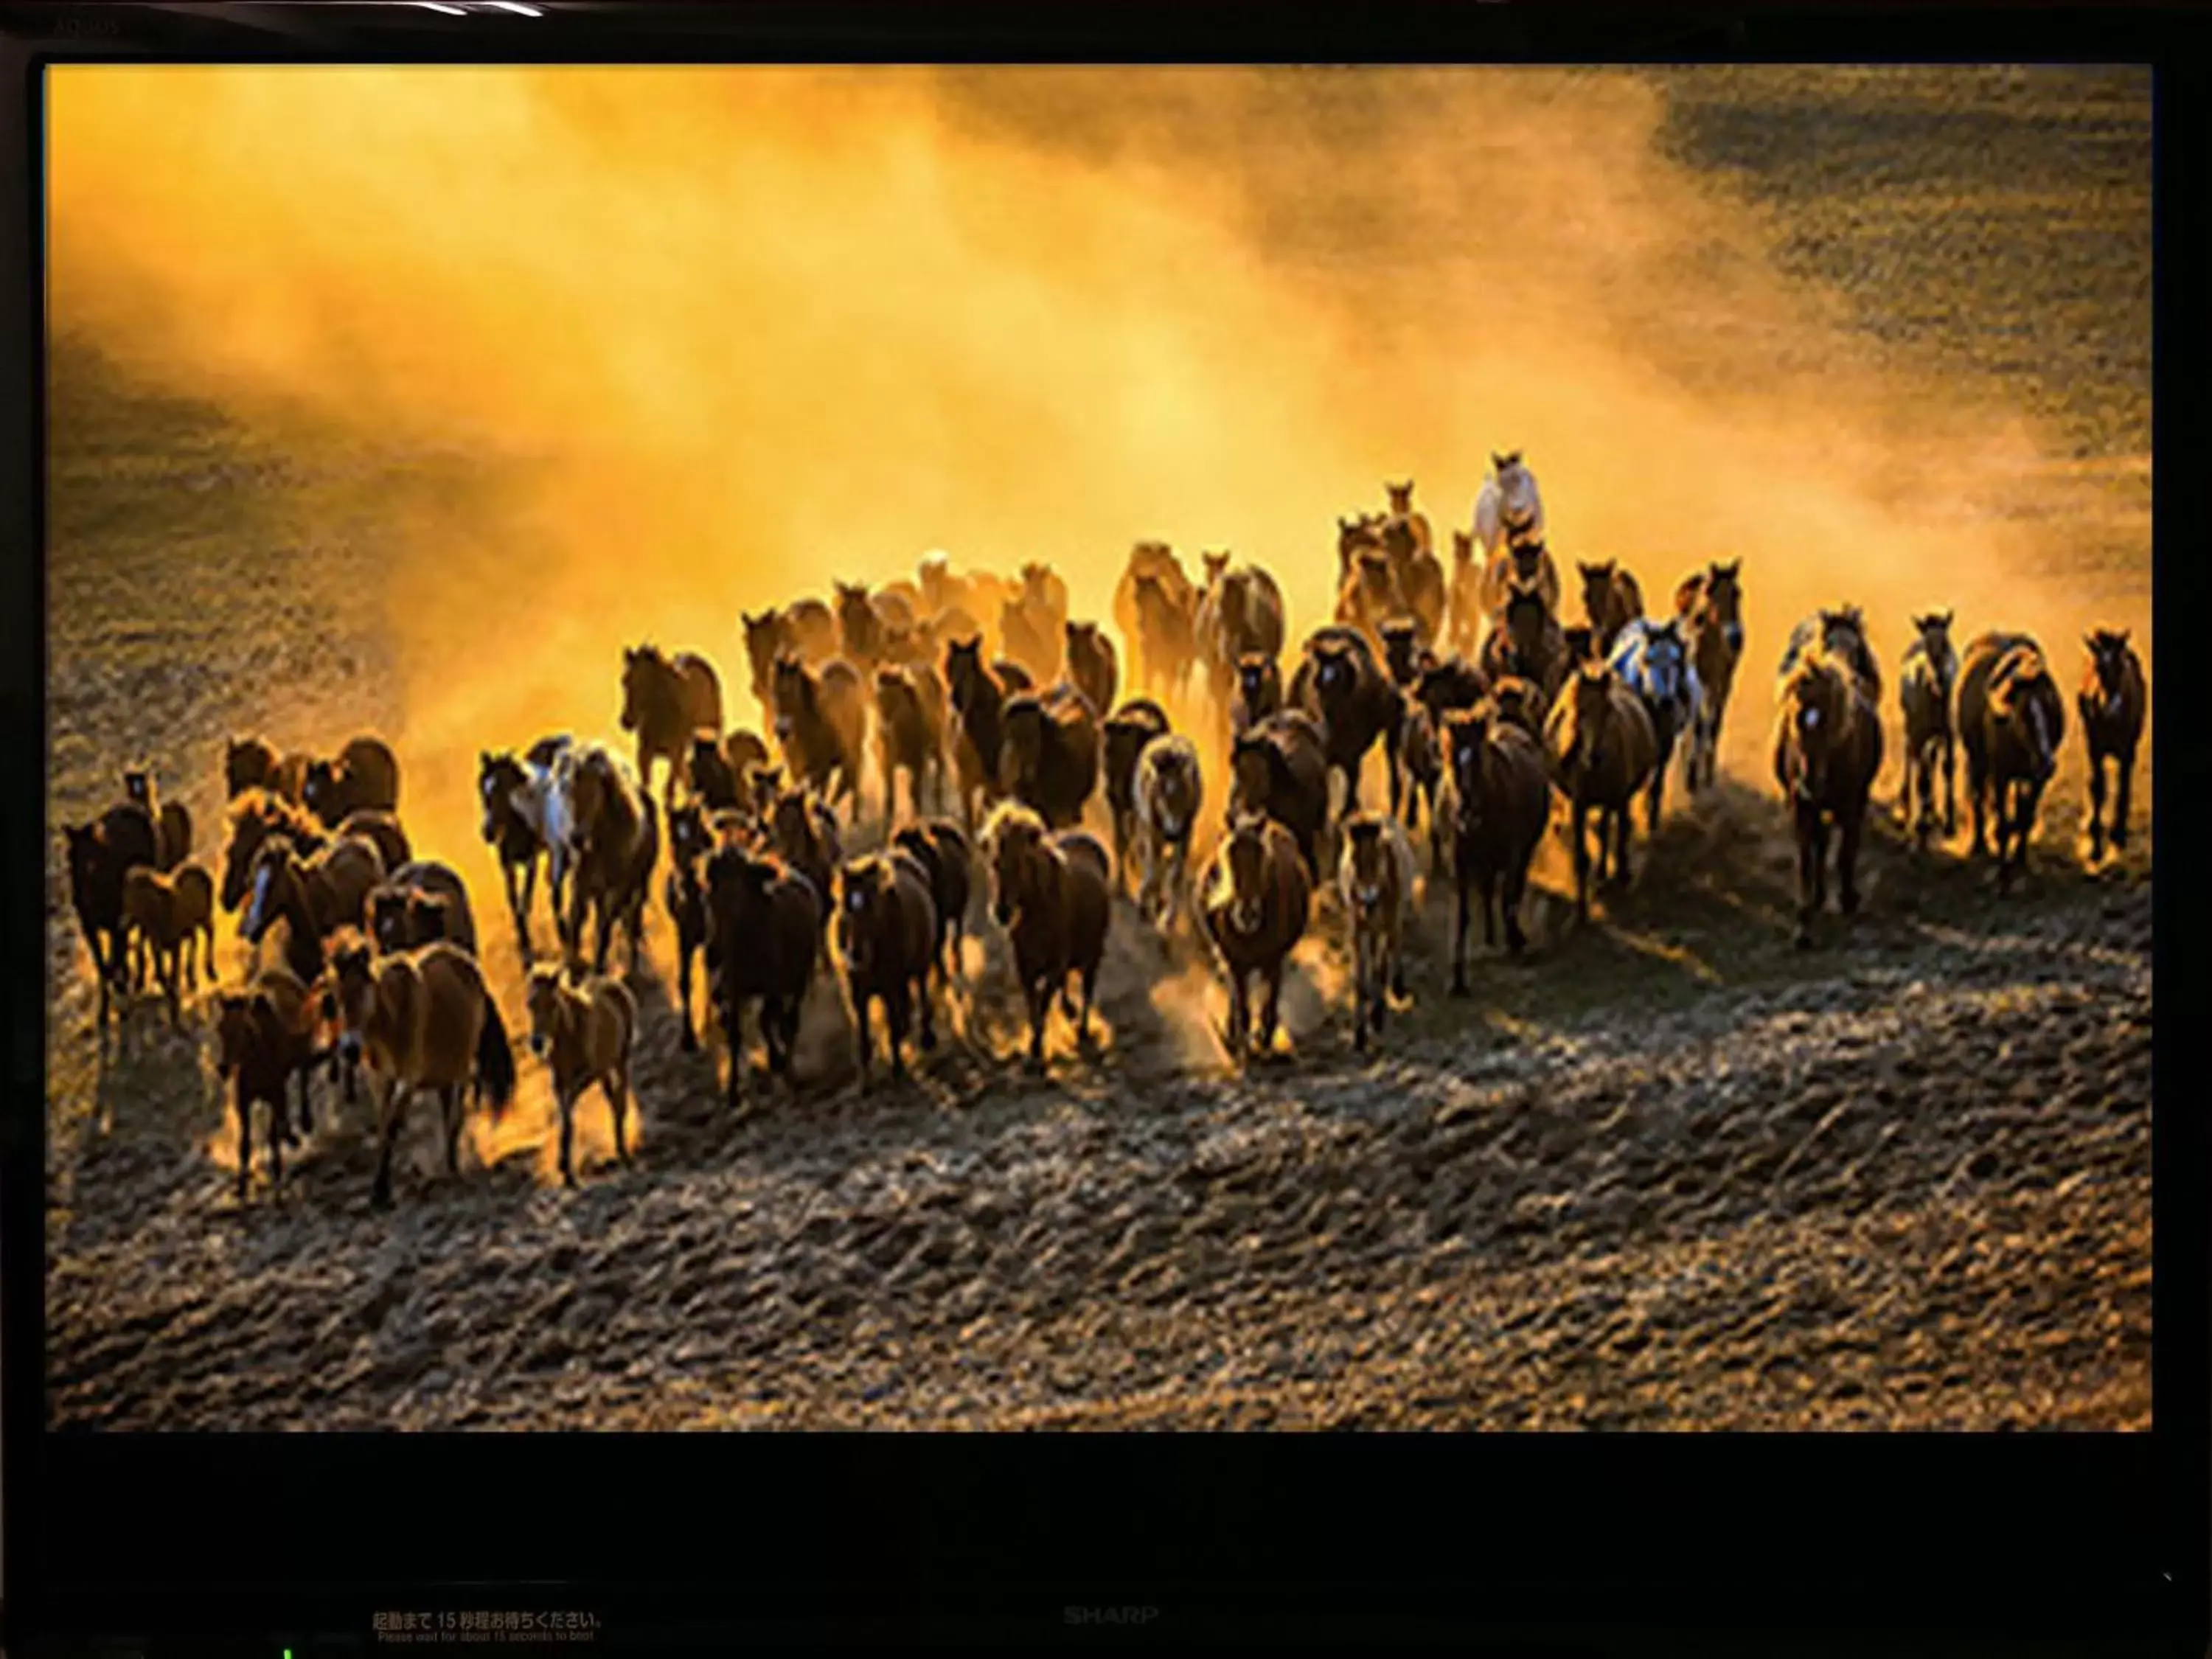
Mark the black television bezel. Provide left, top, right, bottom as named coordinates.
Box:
left=3, top=7, right=2202, bottom=1652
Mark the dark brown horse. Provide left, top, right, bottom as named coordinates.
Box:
left=1335, top=811, right=1414, bottom=1051
left=224, top=735, right=310, bottom=804
left=742, top=602, right=838, bottom=706
left=981, top=802, right=1112, bottom=1072
left=1378, top=617, right=1430, bottom=692
left=1442, top=703, right=1551, bottom=988
left=65, top=800, right=160, bottom=1024
left=1413, top=654, right=1488, bottom=726
left=836, top=849, right=941, bottom=1086
left=1577, top=560, right=1646, bottom=658
left=1000, top=681, right=1100, bottom=830
left=301, top=736, right=401, bottom=830
left=891, top=818, right=974, bottom=982
left=1101, top=698, right=1172, bottom=893
left=705, top=844, right=821, bottom=1108
left=1233, top=651, right=1284, bottom=736
left=1674, top=559, right=1745, bottom=793
left=1779, top=605, right=1880, bottom=704
left=1200, top=812, right=1311, bottom=1066
left=944, top=635, right=1019, bottom=834
left=2078, top=627, right=2145, bottom=861
left=766, top=782, right=844, bottom=953
left=1773, top=649, right=1884, bottom=943
left=1292, top=626, right=1405, bottom=824
left=213, top=964, right=324, bottom=1200
left=477, top=734, right=569, bottom=956
left=1229, top=710, right=1331, bottom=883
left=120, top=863, right=215, bottom=1025
left=1477, top=535, right=1562, bottom=623
left=1133, top=734, right=1204, bottom=931
left=620, top=645, right=723, bottom=806
left=1544, top=661, right=1659, bottom=922
left=1480, top=583, right=1569, bottom=716
left=372, top=860, right=478, bottom=955
left=121, top=769, right=192, bottom=873
left=222, top=789, right=328, bottom=914
left=771, top=653, right=867, bottom=818
left=1958, top=633, right=2064, bottom=891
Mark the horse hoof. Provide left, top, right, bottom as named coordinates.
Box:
left=369, top=1188, right=394, bottom=1212
left=679, top=1029, right=697, bottom=1054
left=1794, top=931, right=1814, bottom=952
left=1448, top=978, right=1470, bottom=999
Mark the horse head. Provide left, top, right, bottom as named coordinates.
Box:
left=1220, top=812, right=1273, bottom=934
left=1781, top=656, right=1848, bottom=801
left=1568, top=661, right=1617, bottom=772
left=1343, top=815, right=1391, bottom=914
left=524, top=964, right=568, bottom=1060
left=1019, top=563, right=1055, bottom=604
left=1504, top=585, right=1551, bottom=654
left=835, top=855, right=893, bottom=976
left=2085, top=627, right=2133, bottom=697
left=1992, top=651, right=2059, bottom=782
left=1203, top=549, right=1231, bottom=590
left=243, top=833, right=304, bottom=942
left=1451, top=529, right=1476, bottom=566
left=981, top=801, right=1046, bottom=927
left=1379, top=619, right=1422, bottom=685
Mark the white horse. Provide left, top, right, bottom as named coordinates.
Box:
left=1608, top=616, right=1704, bottom=831
left=1472, top=450, right=1545, bottom=560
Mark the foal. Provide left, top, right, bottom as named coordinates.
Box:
left=525, top=964, right=639, bottom=1189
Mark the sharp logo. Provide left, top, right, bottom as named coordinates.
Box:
left=1065, top=1605, right=1161, bottom=1626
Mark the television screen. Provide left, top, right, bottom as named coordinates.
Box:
left=44, top=60, right=2149, bottom=1439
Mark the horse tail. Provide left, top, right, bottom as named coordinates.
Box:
left=477, top=990, right=518, bottom=1120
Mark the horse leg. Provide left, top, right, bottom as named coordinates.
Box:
left=2113, top=743, right=2135, bottom=852
left=1259, top=964, right=1284, bottom=1054
left=556, top=1081, right=578, bottom=1188
left=1026, top=979, right=1050, bottom=1072
left=1572, top=801, right=1592, bottom=923
left=1613, top=804, right=1634, bottom=890
left=1793, top=804, right=1819, bottom=949
left=370, top=1078, right=406, bottom=1210
left=162, top=943, right=181, bottom=1029
left=1838, top=796, right=1868, bottom=917
left=852, top=987, right=874, bottom=1089
left=1388, top=915, right=1408, bottom=1004
left=1941, top=736, right=1958, bottom=838
left=1450, top=859, right=1472, bottom=997
left=887, top=984, right=912, bottom=1082
left=2086, top=749, right=2109, bottom=861
left=442, top=1082, right=465, bottom=1178
left=236, top=1089, right=254, bottom=1204
left=1967, top=756, right=1990, bottom=859
left=608, top=1070, right=631, bottom=1162
left=1352, top=931, right=1371, bottom=1050
left=593, top=897, right=613, bottom=977
left=722, top=995, right=747, bottom=1110
left=1225, top=971, right=1250, bottom=1062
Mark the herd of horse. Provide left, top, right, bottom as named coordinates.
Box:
left=60, top=454, right=2149, bottom=1210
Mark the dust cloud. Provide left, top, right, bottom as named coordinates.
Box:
left=48, top=66, right=2137, bottom=939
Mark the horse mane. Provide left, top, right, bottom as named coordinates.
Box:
left=979, top=797, right=1046, bottom=855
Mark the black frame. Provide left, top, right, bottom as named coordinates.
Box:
left=4, top=6, right=2204, bottom=1652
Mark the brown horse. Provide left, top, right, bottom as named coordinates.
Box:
left=301, top=736, right=401, bottom=830
left=834, top=580, right=915, bottom=678
left=1101, top=699, right=1172, bottom=893
left=1674, top=559, right=1745, bottom=793
left=121, top=769, right=192, bottom=873
left=1113, top=543, right=1200, bottom=701
left=1899, top=610, right=1961, bottom=845
left=1413, top=654, right=1489, bottom=726
left=1378, top=617, right=1432, bottom=692
left=1382, top=479, right=1433, bottom=556
left=65, top=800, right=160, bottom=1023
left=982, top=801, right=1113, bottom=1072
left=1486, top=676, right=1545, bottom=744
left=1229, top=710, right=1331, bottom=883
left=1480, top=583, right=1570, bottom=716
left=1335, top=514, right=1385, bottom=585
left=1196, top=558, right=1288, bottom=733
left=767, top=781, right=844, bottom=953
left=1578, top=560, right=1646, bottom=658
left=1290, top=626, right=1405, bottom=827
left=1133, top=732, right=1204, bottom=931
left=1397, top=699, right=1445, bottom=873
left=1232, top=650, right=1284, bottom=736
left=525, top=964, right=638, bottom=1189
left=998, top=594, right=1062, bottom=686
left=875, top=663, right=947, bottom=825
left=213, top=965, right=323, bottom=1201
left=325, top=939, right=517, bottom=1208
left=891, top=818, right=974, bottom=982
left=1780, top=605, right=1880, bottom=705
left=120, top=863, right=215, bottom=1024
left=919, top=552, right=1012, bottom=646
left=742, top=602, right=839, bottom=706
left=944, top=635, right=1020, bottom=834
left=559, top=746, right=659, bottom=975
left=1442, top=703, right=1551, bottom=988
left=1333, top=547, right=1403, bottom=647
left=372, top=860, right=479, bottom=955
left=837, top=849, right=941, bottom=1086
left=224, top=735, right=312, bottom=804
left=1200, top=811, right=1312, bottom=1067
left=245, top=831, right=386, bottom=963
left=1958, top=633, right=2064, bottom=891
left=687, top=734, right=742, bottom=813
left=1065, top=621, right=1119, bottom=721
left=1773, top=650, right=1884, bottom=942
left=1544, top=661, right=1659, bottom=922
left=664, top=800, right=715, bottom=1051
left=1000, top=681, right=1100, bottom=830
left=706, top=845, right=823, bottom=1107
left=771, top=653, right=867, bottom=819
left=621, top=645, right=723, bottom=806
left=330, top=810, right=410, bottom=877
left=1446, top=529, right=1484, bottom=659
left=1380, top=517, right=1447, bottom=648
left=1337, top=811, right=1415, bottom=1052
left=1478, top=534, right=1563, bottom=623
left=2078, top=627, right=2145, bottom=860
